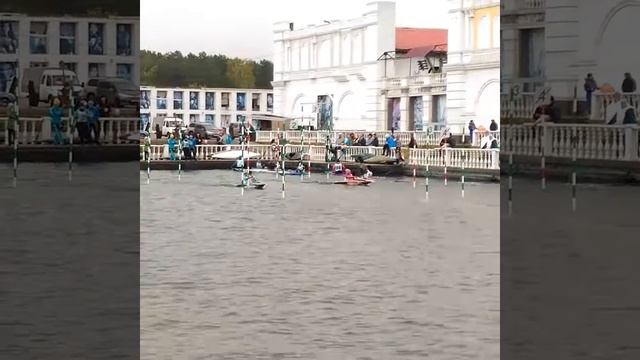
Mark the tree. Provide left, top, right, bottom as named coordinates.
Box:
left=140, top=50, right=272, bottom=89
left=225, top=58, right=256, bottom=89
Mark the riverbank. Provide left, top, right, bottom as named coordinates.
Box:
left=0, top=145, right=139, bottom=162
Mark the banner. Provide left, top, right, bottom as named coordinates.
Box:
left=173, top=91, right=183, bottom=110
left=140, top=90, right=150, bottom=109
left=317, top=95, right=333, bottom=130
left=116, top=24, right=132, bottom=56
left=236, top=93, right=246, bottom=111
left=0, top=62, right=18, bottom=99
left=391, top=98, right=400, bottom=130
left=205, top=92, right=215, bottom=110
left=413, top=97, right=424, bottom=131
left=88, top=23, right=104, bottom=55
left=189, top=91, right=199, bottom=110
left=0, top=21, right=19, bottom=54
left=267, top=93, right=273, bottom=112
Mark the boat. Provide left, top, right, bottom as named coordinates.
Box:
left=236, top=182, right=267, bottom=190
left=211, top=150, right=261, bottom=159
left=333, top=178, right=373, bottom=186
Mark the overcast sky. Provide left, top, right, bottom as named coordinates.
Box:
left=141, top=0, right=448, bottom=60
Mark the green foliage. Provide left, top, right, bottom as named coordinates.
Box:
left=141, top=50, right=273, bottom=89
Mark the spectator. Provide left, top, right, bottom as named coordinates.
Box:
left=395, top=135, right=404, bottom=162
left=468, top=120, right=477, bottom=142
left=99, top=96, right=111, bottom=117
left=75, top=101, right=90, bottom=144
left=365, top=133, right=374, bottom=146
left=182, top=135, right=192, bottom=159
left=440, top=133, right=456, bottom=148
left=385, top=133, right=397, bottom=158
left=357, top=133, right=366, bottom=146
left=371, top=134, right=379, bottom=147
left=489, top=119, right=498, bottom=131
left=622, top=72, right=637, bottom=93
left=155, top=123, right=161, bottom=139
left=248, top=122, right=256, bottom=142
left=7, top=97, right=18, bottom=145
left=408, top=133, right=417, bottom=148
left=189, top=133, right=198, bottom=159
left=87, top=100, right=101, bottom=144
left=584, top=73, right=598, bottom=114
left=167, top=133, right=177, bottom=160
left=49, top=97, right=65, bottom=145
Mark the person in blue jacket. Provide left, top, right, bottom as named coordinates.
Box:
left=188, top=133, right=198, bottom=160
left=87, top=100, right=101, bottom=144
left=49, top=98, right=65, bottom=145
left=385, top=133, right=397, bottom=158
left=167, top=133, right=177, bottom=160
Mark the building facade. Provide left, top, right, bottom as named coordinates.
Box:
left=139, top=86, right=274, bottom=128
left=501, top=0, right=638, bottom=118
left=446, top=0, right=500, bottom=133
left=0, top=12, right=139, bottom=96
left=272, top=1, right=397, bottom=131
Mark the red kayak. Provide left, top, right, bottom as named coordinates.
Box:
left=334, top=178, right=373, bottom=186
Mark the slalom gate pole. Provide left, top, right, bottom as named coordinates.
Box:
left=425, top=164, right=429, bottom=201
left=571, top=135, right=577, bottom=212
left=508, top=152, right=513, bottom=216
left=461, top=154, right=465, bottom=198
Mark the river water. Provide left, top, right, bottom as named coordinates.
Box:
left=141, top=170, right=500, bottom=359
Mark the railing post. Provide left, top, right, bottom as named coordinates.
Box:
left=491, top=149, right=500, bottom=169
left=541, top=123, right=552, bottom=156
left=624, top=126, right=638, bottom=161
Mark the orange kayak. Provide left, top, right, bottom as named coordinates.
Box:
left=334, top=178, right=372, bottom=186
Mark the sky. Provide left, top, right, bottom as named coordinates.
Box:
left=141, top=0, right=449, bottom=60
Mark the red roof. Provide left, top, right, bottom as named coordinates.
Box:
left=395, top=27, right=447, bottom=52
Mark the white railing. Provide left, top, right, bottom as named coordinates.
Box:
left=141, top=144, right=501, bottom=170
left=254, top=129, right=446, bottom=147
left=410, top=148, right=500, bottom=170
left=1, top=117, right=140, bottom=145
left=472, top=130, right=500, bottom=147
left=501, top=123, right=640, bottom=161
left=591, top=93, right=640, bottom=121
left=500, top=93, right=538, bottom=120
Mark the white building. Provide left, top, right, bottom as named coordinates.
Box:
left=0, top=12, right=139, bottom=91
left=139, top=86, right=274, bottom=128
left=272, top=1, right=451, bottom=132
left=446, top=0, right=500, bottom=132
left=501, top=0, right=639, bottom=119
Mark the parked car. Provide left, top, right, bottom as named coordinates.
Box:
left=89, top=78, right=139, bottom=107
left=21, top=67, right=82, bottom=104
left=187, top=123, right=224, bottom=142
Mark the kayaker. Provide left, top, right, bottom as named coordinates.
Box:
left=332, top=162, right=343, bottom=174
left=344, top=168, right=354, bottom=180
left=363, top=167, right=373, bottom=179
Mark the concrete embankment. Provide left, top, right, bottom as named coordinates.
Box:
left=0, top=145, right=139, bottom=162
left=501, top=155, right=640, bottom=184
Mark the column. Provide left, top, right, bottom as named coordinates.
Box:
left=400, top=96, right=409, bottom=131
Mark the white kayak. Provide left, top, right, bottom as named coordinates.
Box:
left=211, top=150, right=262, bottom=159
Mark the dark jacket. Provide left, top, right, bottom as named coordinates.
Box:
left=622, top=78, right=637, bottom=93
left=371, top=137, right=379, bottom=147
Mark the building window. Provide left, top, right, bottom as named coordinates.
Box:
left=205, top=92, right=215, bottom=110
left=267, top=93, right=273, bottom=112
left=88, top=63, right=106, bottom=78
left=189, top=114, right=199, bottom=123
left=157, top=91, right=167, bottom=109
left=205, top=114, right=215, bottom=124
left=221, top=92, right=230, bottom=109
left=0, top=62, right=18, bottom=95
left=173, top=91, right=183, bottom=109
left=140, top=90, right=150, bottom=109
left=116, top=64, right=132, bottom=81
left=60, top=23, right=76, bottom=55
left=492, top=16, right=500, bottom=48
left=174, top=113, right=183, bottom=120
left=236, top=92, right=246, bottom=111
left=29, top=22, right=48, bottom=54
left=0, top=21, right=19, bottom=54
left=88, top=23, right=105, bottom=55
left=519, top=28, right=545, bottom=80
left=189, top=91, right=199, bottom=110
left=157, top=113, right=167, bottom=119
left=116, top=24, right=133, bottom=56
left=478, top=16, right=490, bottom=49
left=237, top=114, right=246, bottom=123
left=251, top=93, right=261, bottom=111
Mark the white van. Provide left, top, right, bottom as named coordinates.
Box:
left=22, top=68, right=83, bottom=103
left=161, top=117, right=186, bottom=137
